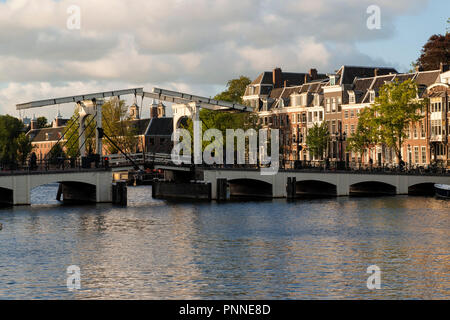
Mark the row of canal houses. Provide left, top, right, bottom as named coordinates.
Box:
left=243, top=64, right=450, bottom=168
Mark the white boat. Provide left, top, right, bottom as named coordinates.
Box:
left=434, top=184, right=450, bottom=199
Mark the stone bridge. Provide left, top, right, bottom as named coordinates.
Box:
left=0, top=169, right=112, bottom=206
left=203, top=169, right=450, bottom=200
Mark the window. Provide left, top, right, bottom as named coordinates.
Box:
left=297, top=113, right=301, bottom=123
left=308, top=112, right=312, bottom=122
left=421, top=122, right=426, bottom=138
left=421, top=146, right=427, bottom=164
left=319, top=111, right=323, bottom=121
left=431, top=120, right=442, bottom=136
left=330, top=76, right=336, bottom=86
left=348, top=91, right=355, bottom=104
left=350, top=125, right=355, bottom=135
left=292, top=114, right=296, bottom=124
left=414, top=147, right=419, bottom=164
left=413, top=126, right=418, bottom=139
left=344, top=110, right=349, bottom=119
left=302, top=113, right=307, bottom=123
left=326, top=98, right=330, bottom=112
left=350, top=110, right=354, bottom=118
left=331, top=98, right=336, bottom=112
left=337, top=97, right=342, bottom=112
left=314, top=94, right=320, bottom=106
left=332, top=121, right=336, bottom=134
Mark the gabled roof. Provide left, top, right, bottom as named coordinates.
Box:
left=146, top=118, right=173, bottom=136
left=336, top=65, right=398, bottom=85
left=250, top=72, right=273, bottom=85
left=413, top=70, right=441, bottom=87
left=28, top=127, right=65, bottom=142
left=123, top=119, right=151, bottom=136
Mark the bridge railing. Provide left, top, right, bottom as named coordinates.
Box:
left=0, top=156, right=110, bottom=175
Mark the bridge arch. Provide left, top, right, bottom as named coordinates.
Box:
left=0, top=187, right=13, bottom=207
left=408, top=182, right=436, bottom=196
left=31, top=177, right=98, bottom=204
left=228, top=178, right=272, bottom=199
left=295, top=180, right=337, bottom=197
left=350, top=181, right=396, bottom=196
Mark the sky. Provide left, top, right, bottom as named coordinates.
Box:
left=0, top=0, right=448, bottom=120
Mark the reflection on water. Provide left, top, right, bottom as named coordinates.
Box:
left=0, top=185, right=448, bottom=299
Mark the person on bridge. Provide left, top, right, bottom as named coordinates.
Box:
left=29, top=152, right=37, bottom=171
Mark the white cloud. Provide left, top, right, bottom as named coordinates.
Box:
left=0, top=0, right=428, bottom=114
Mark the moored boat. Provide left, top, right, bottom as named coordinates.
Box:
left=434, top=184, right=450, bottom=199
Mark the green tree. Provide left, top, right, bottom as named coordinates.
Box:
left=182, top=76, right=259, bottom=153
left=16, top=133, right=34, bottom=165
left=37, top=116, right=49, bottom=129
left=306, top=122, right=330, bottom=160
left=372, top=79, right=426, bottom=164
left=102, top=97, right=138, bottom=154
left=63, top=98, right=138, bottom=157
left=0, top=115, right=24, bottom=168
left=214, top=76, right=251, bottom=104
left=48, top=143, right=66, bottom=165
left=346, top=107, right=378, bottom=165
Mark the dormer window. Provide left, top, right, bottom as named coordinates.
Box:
left=369, top=90, right=375, bottom=103
left=314, top=94, right=320, bottom=106
left=301, top=94, right=308, bottom=106
left=330, top=75, right=336, bottom=86
left=348, top=91, right=355, bottom=104
left=45, top=133, right=49, bottom=141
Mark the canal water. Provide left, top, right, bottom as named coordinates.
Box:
left=0, top=184, right=448, bottom=299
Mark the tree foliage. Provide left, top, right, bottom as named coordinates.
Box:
left=416, top=33, right=450, bottom=71
left=306, top=122, right=329, bottom=159
left=102, top=97, right=138, bottom=154
left=371, top=79, right=426, bottom=164
left=214, top=76, right=251, bottom=104
left=48, top=143, right=66, bottom=165
left=37, top=116, right=49, bottom=129
left=16, top=133, right=34, bottom=165
left=182, top=76, right=259, bottom=151
left=346, top=107, right=378, bottom=160
left=0, top=115, right=28, bottom=168
left=63, top=98, right=138, bottom=157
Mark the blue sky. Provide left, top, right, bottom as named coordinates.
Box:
left=357, top=0, right=449, bottom=72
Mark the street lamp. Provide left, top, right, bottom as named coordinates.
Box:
left=293, top=125, right=304, bottom=169
left=335, top=130, right=347, bottom=170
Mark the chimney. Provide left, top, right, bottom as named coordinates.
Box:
left=129, top=103, right=140, bottom=120
left=440, top=62, right=449, bottom=73
left=273, top=67, right=282, bottom=88
left=53, top=110, right=63, bottom=128
left=374, top=68, right=379, bottom=77
left=150, top=99, right=158, bottom=118
left=309, top=68, right=318, bottom=80
left=30, top=115, right=37, bottom=130
left=283, top=80, right=287, bottom=87
left=304, top=74, right=308, bottom=84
